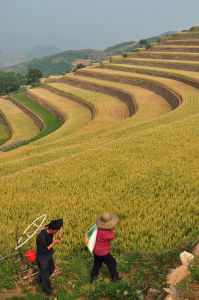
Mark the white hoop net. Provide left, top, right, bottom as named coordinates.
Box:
left=15, top=214, right=46, bottom=249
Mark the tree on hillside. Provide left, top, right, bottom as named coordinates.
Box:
left=121, top=53, right=128, bottom=58
left=0, top=72, right=25, bottom=95
left=139, top=39, right=147, bottom=46
left=26, top=68, right=42, bottom=86
left=145, top=43, right=152, bottom=49
left=72, top=63, right=86, bottom=73
left=76, top=63, right=85, bottom=70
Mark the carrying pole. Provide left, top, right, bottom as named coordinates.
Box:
left=17, top=217, right=75, bottom=238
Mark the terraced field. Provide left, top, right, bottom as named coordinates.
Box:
left=1, top=27, right=199, bottom=259
left=0, top=97, right=40, bottom=150
left=0, top=118, right=10, bottom=146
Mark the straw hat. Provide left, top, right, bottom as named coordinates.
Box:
left=96, top=212, right=119, bottom=229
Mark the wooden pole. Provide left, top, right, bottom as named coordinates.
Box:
left=17, top=217, right=75, bottom=238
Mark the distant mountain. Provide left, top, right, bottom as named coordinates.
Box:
left=104, top=31, right=176, bottom=55
left=1, top=31, right=175, bottom=77
left=2, top=49, right=107, bottom=77
left=0, top=50, right=26, bottom=68
left=0, top=45, right=60, bottom=68
left=104, top=41, right=138, bottom=55
left=26, top=45, right=60, bottom=60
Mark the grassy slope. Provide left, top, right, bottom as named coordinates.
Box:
left=2, top=50, right=107, bottom=77
left=0, top=249, right=183, bottom=300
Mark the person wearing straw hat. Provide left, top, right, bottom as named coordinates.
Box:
left=90, top=212, right=121, bottom=283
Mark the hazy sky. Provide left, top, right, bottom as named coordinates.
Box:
left=0, top=0, right=199, bottom=52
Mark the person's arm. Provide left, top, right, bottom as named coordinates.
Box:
left=108, top=230, right=116, bottom=240
left=37, top=233, right=61, bottom=254
left=57, top=227, right=63, bottom=240
left=104, top=229, right=115, bottom=240
left=47, top=239, right=61, bottom=250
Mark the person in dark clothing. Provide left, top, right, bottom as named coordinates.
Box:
left=36, top=219, right=63, bottom=296
left=90, top=212, right=121, bottom=283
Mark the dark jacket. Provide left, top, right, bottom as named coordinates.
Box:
left=36, top=229, right=54, bottom=258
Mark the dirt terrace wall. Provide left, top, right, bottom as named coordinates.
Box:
left=124, top=59, right=199, bottom=72
left=44, top=85, right=95, bottom=120
left=61, top=76, right=137, bottom=117
left=0, top=109, right=13, bottom=138
left=134, top=52, right=199, bottom=61
left=162, top=41, right=199, bottom=46
left=77, top=70, right=181, bottom=110
left=148, top=47, right=199, bottom=53
left=26, top=90, right=65, bottom=124
left=8, top=95, right=44, bottom=131
left=172, top=33, right=199, bottom=40
left=0, top=137, right=27, bottom=151
left=105, top=65, right=199, bottom=90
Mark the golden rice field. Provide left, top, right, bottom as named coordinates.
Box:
left=106, top=63, right=199, bottom=80
left=61, top=73, right=172, bottom=121
left=1, top=28, right=199, bottom=258
left=27, top=87, right=92, bottom=143
left=0, top=120, right=9, bottom=146
left=48, top=82, right=130, bottom=123
left=0, top=97, right=39, bottom=149
left=125, top=57, right=199, bottom=66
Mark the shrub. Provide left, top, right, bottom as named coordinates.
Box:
left=188, top=256, right=199, bottom=281
left=145, top=43, right=152, bottom=49
left=122, top=53, right=128, bottom=58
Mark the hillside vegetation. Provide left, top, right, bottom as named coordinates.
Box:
left=1, top=26, right=199, bottom=299
left=1, top=32, right=174, bottom=77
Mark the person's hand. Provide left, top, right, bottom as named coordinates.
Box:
left=53, top=239, right=61, bottom=245
left=57, top=227, right=63, bottom=239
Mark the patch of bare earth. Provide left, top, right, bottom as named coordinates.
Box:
left=192, top=282, right=199, bottom=299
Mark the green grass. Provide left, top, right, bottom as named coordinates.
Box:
left=4, top=93, right=63, bottom=151
left=0, top=119, right=10, bottom=146
left=1, top=248, right=186, bottom=300
left=0, top=260, right=15, bottom=291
